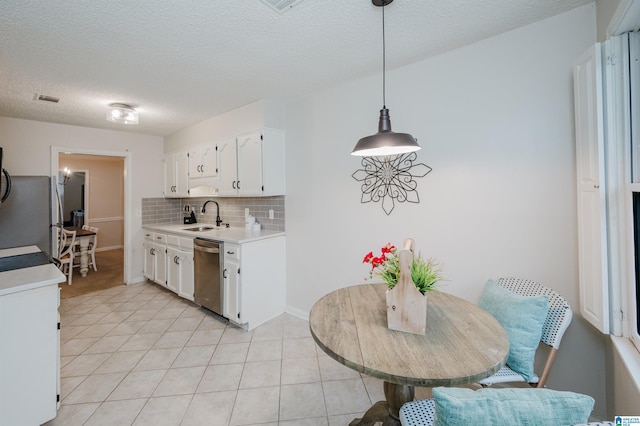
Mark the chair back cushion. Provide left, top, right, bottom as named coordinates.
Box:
left=432, top=387, right=593, bottom=426
left=479, top=279, right=548, bottom=381
left=498, top=277, right=572, bottom=350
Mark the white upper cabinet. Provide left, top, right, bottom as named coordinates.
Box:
left=217, top=137, right=238, bottom=196
left=188, top=144, right=217, bottom=179
left=217, top=129, right=285, bottom=197
left=237, top=131, right=263, bottom=196
left=165, top=128, right=285, bottom=198
left=164, top=152, right=189, bottom=198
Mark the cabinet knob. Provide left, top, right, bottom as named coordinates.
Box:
left=594, top=184, right=600, bottom=189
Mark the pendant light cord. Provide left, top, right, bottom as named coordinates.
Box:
left=382, top=1, right=386, bottom=109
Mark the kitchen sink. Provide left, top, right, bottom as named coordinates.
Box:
left=183, top=226, right=215, bottom=232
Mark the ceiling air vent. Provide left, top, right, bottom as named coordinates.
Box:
left=259, top=0, right=303, bottom=13
left=34, top=94, right=60, bottom=104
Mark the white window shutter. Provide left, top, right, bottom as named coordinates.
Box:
left=574, top=43, right=610, bottom=334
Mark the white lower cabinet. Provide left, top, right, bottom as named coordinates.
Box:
left=223, top=236, right=285, bottom=330
left=166, top=235, right=195, bottom=301
left=143, top=232, right=168, bottom=286
left=166, top=246, right=180, bottom=294
left=223, top=244, right=241, bottom=322
left=143, top=228, right=285, bottom=330
left=153, top=242, right=167, bottom=286
left=0, top=283, right=60, bottom=425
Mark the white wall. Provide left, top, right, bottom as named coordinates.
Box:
left=164, top=99, right=286, bottom=153
left=0, top=117, right=164, bottom=282
left=285, top=3, right=608, bottom=418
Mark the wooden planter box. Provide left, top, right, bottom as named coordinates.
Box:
left=385, top=238, right=427, bottom=335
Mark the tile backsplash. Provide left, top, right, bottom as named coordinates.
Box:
left=141, top=196, right=285, bottom=232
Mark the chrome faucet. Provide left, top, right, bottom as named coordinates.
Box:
left=202, top=200, right=223, bottom=227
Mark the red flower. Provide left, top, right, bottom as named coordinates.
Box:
left=371, top=256, right=384, bottom=267
left=381, top=244, right=394, bottom=254
left=363, top=251, right=374, bottom=264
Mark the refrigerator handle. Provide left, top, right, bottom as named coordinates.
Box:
left=1, top=168, right=10, bottom=203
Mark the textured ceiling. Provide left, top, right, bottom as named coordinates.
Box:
left=0, top=0, right=593, bottom=136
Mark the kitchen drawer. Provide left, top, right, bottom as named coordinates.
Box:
left=167, top=235, right=194, bottom=250
left=144, top=231, right=154, bottom=241
left=166, top=234, right=180, bottom=247
left=180, top=238, right=194, bottom=250
left=224, top=244, right=240, bottom=261
left=153, top=233, right=167, bottom=244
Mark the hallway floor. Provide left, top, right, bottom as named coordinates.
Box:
left=59, top=249, right=124, bottom=299
left=45, top=281, right=404, bottom=425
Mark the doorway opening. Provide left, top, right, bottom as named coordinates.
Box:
left=51, top=147, right=133, bottom=297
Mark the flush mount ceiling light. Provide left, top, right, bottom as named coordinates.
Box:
left=351, top=0, right=421, bottom=157
left=106, top=103, right=139, bottom=125
left=259, top=0, right=303, bottom=14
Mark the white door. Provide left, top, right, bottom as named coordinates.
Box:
left=237, top=131, right=263, bottom=196
left=178, top=249, right=194, bottom=301
left=200, top=145, right=217, bottom=178
left=153, top=242, right=167, bottom=286
left=143, top=241, right=154, bottom=281
left=217, top=138, right=238, bottom=196
left=188, top=148, right=201, bottom=179
left=223, top=259, right=241, bottom=322
left=163, top=154, right=176, bottom=197
left=174, top=152, right=190, bottom=197
left=574, top=43, right=610, bottom=334
left=166, top=246, right=179, bottom=294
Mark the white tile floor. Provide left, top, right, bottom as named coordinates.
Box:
left=46, top=281, right=388, bottom=425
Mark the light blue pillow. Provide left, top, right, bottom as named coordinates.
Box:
left=478, top=279, right=549, bottom=381
left=432, top=387, right=594, bottom=426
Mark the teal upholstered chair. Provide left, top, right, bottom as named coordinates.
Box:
left=478, top=277, right=573, bottom=388
left=399, top=387, right=605, bottom=426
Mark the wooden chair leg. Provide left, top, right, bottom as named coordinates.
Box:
left=535, top=348, right=558, bottom=388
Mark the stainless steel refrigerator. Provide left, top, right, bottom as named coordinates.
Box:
left=0, top=175, right=53, bottom=257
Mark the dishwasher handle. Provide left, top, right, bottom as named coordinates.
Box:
left=194, top=244, right=220, bottom=254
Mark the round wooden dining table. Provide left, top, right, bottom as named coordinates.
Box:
left=309, top=284, right=509, bottom=426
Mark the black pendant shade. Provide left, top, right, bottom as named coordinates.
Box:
left=351, top=0, right=421, bottom=157
left=351, top=108, right=420, bottom=156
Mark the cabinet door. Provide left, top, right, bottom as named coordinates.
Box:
left=174, top=152, right=190, bottom=197
left=143, top=241, right=154, bottom=281
left=188, top=148, right=201, bottom=179
left=166, top=246, right=179, bottom=294
left=153, top=242, right=167, bottom=286
left=163, top=154, right=176, bottom=197
left=237, top=131, right=263, bottom=196
left=200, top=145, right=217, bottom=178
left=223, top=259, right=241, bottom=322
left=178, top=249, right=194, bottom=301
left=217, top=138, right=238, bottom=196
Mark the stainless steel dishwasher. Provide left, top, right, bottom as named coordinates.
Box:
left=193, top=238, right=224, bottom=316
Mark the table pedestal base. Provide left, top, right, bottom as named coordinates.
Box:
left=350, top=382, right=414, bottom=426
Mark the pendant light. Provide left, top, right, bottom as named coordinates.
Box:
left=352, top=0, right=420, bottom=157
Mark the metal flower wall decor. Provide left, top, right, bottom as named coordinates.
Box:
left=352, top=152, right=432, bottom=215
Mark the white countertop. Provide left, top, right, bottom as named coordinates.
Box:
left=143, top=223, right=285, bottom=244
left=0, top=245, right=66, bottom=296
